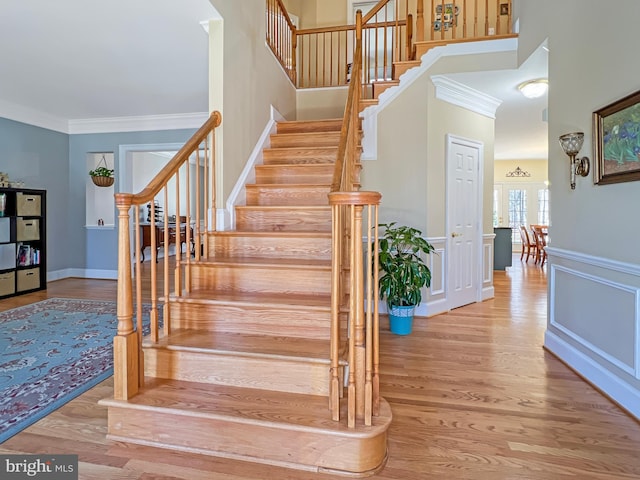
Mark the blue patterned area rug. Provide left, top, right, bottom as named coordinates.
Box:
left=0, top=298, right=154, bottom=444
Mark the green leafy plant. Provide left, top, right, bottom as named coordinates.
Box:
left=89, top=166, right=114, bottom=177
left=377, top=222, right=435, bottom=308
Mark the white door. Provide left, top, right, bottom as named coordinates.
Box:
left=447, top=135, right=482, bottom=310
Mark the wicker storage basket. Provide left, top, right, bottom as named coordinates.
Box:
left=91, top=175, right=114, bottom=187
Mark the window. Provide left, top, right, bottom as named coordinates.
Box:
left=493, top=182, right=550, bottom=247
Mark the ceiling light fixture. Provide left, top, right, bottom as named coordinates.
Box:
left=518, top=79, right=548, bottom=99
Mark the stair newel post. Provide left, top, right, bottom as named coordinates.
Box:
left=351, top=201, right=366, bottom=424
left=114, top=193, right=140, bottom=399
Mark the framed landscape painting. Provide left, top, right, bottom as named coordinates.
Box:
left=594, top=89, right=640, bottom=185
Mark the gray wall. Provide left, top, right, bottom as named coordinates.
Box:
left=69, top=129, right=196, bottom=274
left=0, top=118, right=69, bottom=272
left=515, top=0, right=640, bottom=419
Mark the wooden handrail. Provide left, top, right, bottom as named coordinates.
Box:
left=112, top=111, right=222, bottom=401
left=362, top=0, right=393, bottom=24
left=274, top=0, right=296, bottom=31
left=127, top=112, right=221, bottom=206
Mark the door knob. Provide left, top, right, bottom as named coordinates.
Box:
left=451, top=232, right=461, bottom=238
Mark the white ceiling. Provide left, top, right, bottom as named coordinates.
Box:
left=0, top=0, right=219, bottom=122
left=0, top=1, right=547, bottom=161
left=447, top=44, right=549, bottom=160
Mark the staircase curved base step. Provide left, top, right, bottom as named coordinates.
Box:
left=100, top=380, right=392, bottom=477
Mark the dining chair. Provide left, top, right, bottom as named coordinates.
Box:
left=531, top=225, right=547, bottom=266
left=519, top=225, right=537, bottom=262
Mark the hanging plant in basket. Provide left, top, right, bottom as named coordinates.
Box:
left=89, top=156, right=115, bottom=187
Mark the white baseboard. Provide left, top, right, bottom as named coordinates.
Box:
left=48, top=268, right=117, bottom=282
left=545, top=329, right=640, bottom=420
left=482, top=285, right=495, bottom=301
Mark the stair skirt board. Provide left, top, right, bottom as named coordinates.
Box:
left=102, top=397, right=391, bottom=477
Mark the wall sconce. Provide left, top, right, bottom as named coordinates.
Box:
left=558, top=132, right=590, bottom=190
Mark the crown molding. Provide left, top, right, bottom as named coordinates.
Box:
left=0, top=99, right=69, bottom=133
left=67, top=112, right=210, bottom=134
left=0, top=100, right=209, bottom=135
left=431, top=75, right=502, bottom=119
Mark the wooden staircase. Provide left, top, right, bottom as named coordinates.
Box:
left=100, top=118, right=392, bottom=476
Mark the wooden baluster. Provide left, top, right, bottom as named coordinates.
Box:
left=463, top=0, right=468, bottom=38
left=150, top=200, right=159, bottom=343
left=485, top=0, right=489, bottom=35
left=174, top=169, right=182, bottom=296
left=495, top=0, right=500, bottom=35
left=292, top=30, right=297, bottom=86
left=364, top=203, right=373, bottom=426
left=406, top=13, right=413, bottom=60
left=330, top=201, right=341, bottom=421
left=185, top=160, right=191, bottom=293
left=134, top=205, right=144, bottom=383
left=372, top=204, right=380, bottom=415
left=452, top=0, right=458, bottom=38
left=211, top=129, right=217, bottom=231
left=194, top=147, right=200, bottom=262
left=114, top=193, right=139, bottom=400
left=347, top=203, right=357, bottom=428
left=440, top=0, right=445, bottom=39
left=203, top=137, right=209, bottom=258
left=163, top=186, right=170, bottom=336
left=474, top=0, right=478, bottom=37
left=417, top=0, right=425, bottom=42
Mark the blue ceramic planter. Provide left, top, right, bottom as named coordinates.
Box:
left=389, top=305, right=415, bottom=335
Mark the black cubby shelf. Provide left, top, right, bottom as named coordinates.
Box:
left=0, top=187, right=46, bottom=298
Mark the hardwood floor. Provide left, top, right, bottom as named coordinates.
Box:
left=2, top=258, right=640, bottom=479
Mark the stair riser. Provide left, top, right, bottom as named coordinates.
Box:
left=246, top=186, right=330, bottom=206
left=277, top=120, right=343, bottom=134
left=208, top=235, right=331, bottom=261
left=144, top=348, right=331, bottom=395
left=191, top=264, right=331, bottom=296
left=169, top=302, right=331, bottom=339
left=255, top=165, right=334, bottom=184
left=235, top=208, right=331, bottom=232
left=270, top=132, right=341, bottom=148
left=105, top=407, right=388, bottom=475
left=263, top=148, right=337, bottom=165
left=393, top=60, right=420, bottom=79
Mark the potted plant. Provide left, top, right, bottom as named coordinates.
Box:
left=377, top=222, right=435, bottom=335
left=89, top=166, right=114, bottom=187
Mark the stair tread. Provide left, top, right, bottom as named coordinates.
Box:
left=104, top=378, right=391, bottom=433
left=196, top=256, right=331, bottom=268
left=146, top=329, right=333, bottom=361
left=169, top=289, right=331, bottom=308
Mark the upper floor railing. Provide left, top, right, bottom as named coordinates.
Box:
left=267, top=0, right=514, bottom=90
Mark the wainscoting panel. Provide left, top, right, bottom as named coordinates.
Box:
left=546, top=247, right=640, bottom=419
left=482, top=233, right=495, bottom=301
left=550, top=265, right=639, bottom=376
left=425, top=237, right=447, bottom=316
